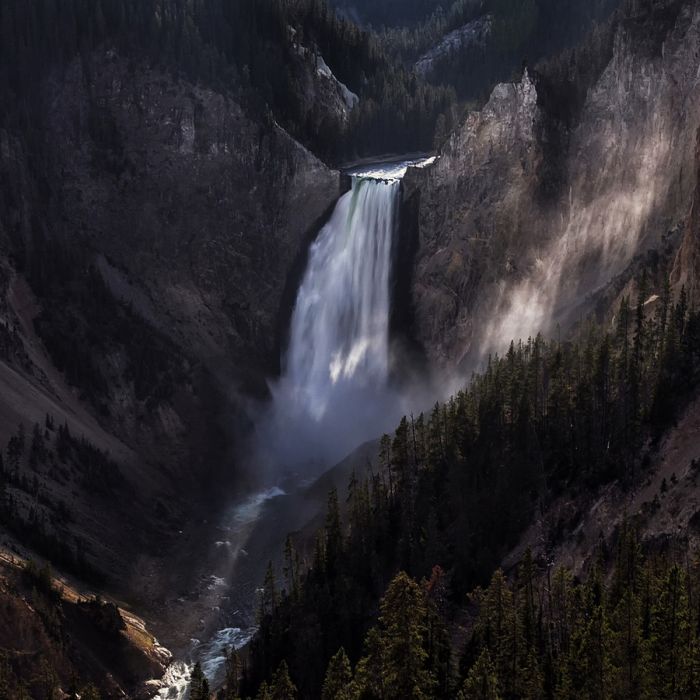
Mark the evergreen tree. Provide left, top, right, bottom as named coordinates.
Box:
left=255, top=681, right=272, bottom=700
left=270, top=661, right=297, bottom=699
left=354, top=626, right=385, bottom=697
left=424, top=566, right=453, bottom=697
left=321, top=648, right=354, bottom=700
left=378, top=571, right=436, bottom=699
left=459, top=649, right=501, bottom=700
left=649, top=565, right=695, bottom=698
left=190, top=662, right=210, bottom=700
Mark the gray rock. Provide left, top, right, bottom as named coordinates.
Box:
left=404, top=0, right=700, bottom=373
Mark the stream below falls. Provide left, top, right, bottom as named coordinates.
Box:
left=156, top=155, right=436, bottom=698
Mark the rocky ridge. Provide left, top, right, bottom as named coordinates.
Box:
left=402, top=0, right=700, bottom=372
left=0, top=46, right=342, bottom=607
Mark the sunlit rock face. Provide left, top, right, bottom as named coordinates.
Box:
left=403, top=69, right=542, bottom=369
left=405, top=0, right=700, bottom=372
left=671, top=126, right=700, bottom=307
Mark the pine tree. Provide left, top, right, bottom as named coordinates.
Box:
left=377, top=571, right=436, bottom=699
left=459, top=649, right=501, bottom=700
left=649, top=565, right=695, bottom=698
left=518, top=548, right=538, bottom=651
left=473, top=570, right=514, bottom=692
left=354, top=627, right=385, bottom=699
left=190, top=662, right=210, bottom=700
left=424, top=566, right=452, bottom=697
left=560, top=565, right=612, bottom=700
left=610, top=586, right=651, bottom=698
left=255, top=681, right=272, bottom=700
left=321, top=648, right=354, bottom=700
left=270, top=661, right=297, bottom=699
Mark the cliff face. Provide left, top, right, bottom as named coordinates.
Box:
left=671, top=126, right=700, bottom=306
left=44, top=50, right=340, bottom=372
left=402, top=70, right=542, bottom=367
left=0, top=50, right=340, bottom=594
left=404, top=0, right=700, bottom=371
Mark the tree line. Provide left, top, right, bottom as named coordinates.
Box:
left=318, top=526, right=700, bottom=699
left=240, top=282, right=700, bottom=697
left=329, top=0, right=458, bottom=29
left=0, top=0, right=457, bottom=163
left=381, top=0, right=619, bottom=105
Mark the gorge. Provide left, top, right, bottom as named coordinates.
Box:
left=1, top=0, right=700, bottom=698
left=156, top=157, right=437, bottom=696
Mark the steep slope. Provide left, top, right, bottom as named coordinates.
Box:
left=42, top=50, right=340, bottom=376
left=243, top=274, right=700, bottom=697
left=0, top=48, right=342, bottom=611
left=379, top=0, right=617, bottom=102
left=503, top=390, right=700, bottom=579
left=330, top=0, right=453, bottom=27
left=0, top=551, right=170, bottom=698
left=671, top=126, right=700, bottom=306
left=403, top=0, right=698, bottom=371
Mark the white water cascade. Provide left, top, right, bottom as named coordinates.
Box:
left=259, top=157, right=434, bottom=470
left=287, top=176, right=399, bottom=417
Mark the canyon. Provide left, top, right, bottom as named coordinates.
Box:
left=1, top=0, right=700, bottom=696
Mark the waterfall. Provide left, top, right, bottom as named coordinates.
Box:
left=259, top=175, right=400, bottom=467
left=253, top=156, right=435, bottom=472
left=285, top=176, right=399, bottom=420
left=160, top=157, right=435, bottom=698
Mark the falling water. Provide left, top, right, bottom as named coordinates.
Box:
left=286, top=176, right=399, bottom=419
left=258, top=157, right=434, bottom=470
left=260, top=175, right=399, bottom=467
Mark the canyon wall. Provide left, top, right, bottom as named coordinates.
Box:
left=0, top=50, right=341, bottom=590
left=403, top=0, right=700, bottom=372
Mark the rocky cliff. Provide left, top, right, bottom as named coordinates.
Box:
left=0, top=48, right=341, bottom=600
left=403, top=0, right=700, bottom=372
left=43, top=50, right=341, bottom=374
left=671, top=125, right=700, bottom=305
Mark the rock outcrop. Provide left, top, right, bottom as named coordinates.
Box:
left=0, top=48, right=341, bottom=597
left=403, top=0, right=700, bottom=372
left=43, top=50, right=340, bottom=373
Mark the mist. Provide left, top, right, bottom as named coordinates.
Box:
left=480, top=61, right=676, bottom=357
left=249, top=159, right=439, bottom=479
left=249, top=87, right=679, bottom=482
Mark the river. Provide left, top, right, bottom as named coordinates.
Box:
left=156, top=156, right=435, bottom=698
